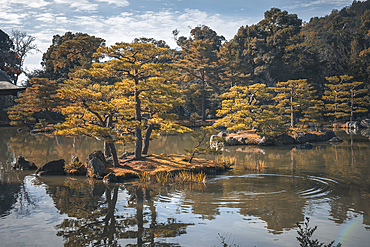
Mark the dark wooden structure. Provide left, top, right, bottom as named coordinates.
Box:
left=0, top=71, right=25, bottom=96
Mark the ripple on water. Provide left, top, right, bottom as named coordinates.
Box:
left=208, top=174, right=338, bottom=204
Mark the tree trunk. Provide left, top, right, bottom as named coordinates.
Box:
left=104, top=141, right=111, bottom=158
left=290, top=96, right=294, bottom=128
left=134, top=127, right=142, bottom=160
left=134, top=75, right=142, bottom=160
left=350, top=90, right=354, bottom=122
left=202, top=83, right=206, bottom=122
left=142, top=124, right=154, bottom=155
left=108, top=142, right=119, bottom=167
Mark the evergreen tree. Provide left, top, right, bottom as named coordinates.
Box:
left=214, top=83, right=287, bottom=136
left=273, top=79, right=323, bottom=128
left=90, top=40, right=190, bottom=160
left=217, top=40, right=251, bottom=88
left=324, top=75, right=369, bottom=122
left=7, top=78, right=60, bottom=128
left=40, top=32, right=105, bottom=82
left=174, top=25, right=225, bottom=121
left=55, top=69, right=131, bottom=167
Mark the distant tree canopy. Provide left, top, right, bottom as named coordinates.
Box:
left=9, top=1, right=370, bottom=137
left=40, top=32, right=105, bottom=82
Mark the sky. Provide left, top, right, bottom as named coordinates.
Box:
left=0, top=0, right=355, bottom=84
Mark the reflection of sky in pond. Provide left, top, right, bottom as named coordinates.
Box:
left=1, top=128, right=370, bottom=246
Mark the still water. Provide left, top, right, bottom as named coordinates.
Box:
left=0, top=127, right=370, bottom=246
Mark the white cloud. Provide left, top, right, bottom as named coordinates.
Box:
left=0, top=12, right=29, bottom=25
left=54, top=0, right=99, bottom=12
left=95, top=0, right=129, bottom=7
left=288, top=0, right=353, bottom=10
left=1, top=0, right=51, bottom=9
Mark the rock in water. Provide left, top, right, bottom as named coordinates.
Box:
left=13, top=156, right=37, bottom=170
left=87, top=150, right=106, bottom=164
left=35, top=159, right=65, bottom=176
left=103, top=172, right=117, bottom=183
left=329, top=137, right=343, bottom=143
left=86, top=157, right=105, bottom=178
left=360, top=119, right=370, bottom=128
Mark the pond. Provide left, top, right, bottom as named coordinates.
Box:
left=0, top=127, right=370, bottom=246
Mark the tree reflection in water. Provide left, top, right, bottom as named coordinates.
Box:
left=44, top=179, right=192, bottom=246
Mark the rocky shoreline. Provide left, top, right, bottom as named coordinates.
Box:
left=13, top=150, right=231, bottom=183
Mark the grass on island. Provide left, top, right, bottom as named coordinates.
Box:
left=105, top=153, right=232, bottom=182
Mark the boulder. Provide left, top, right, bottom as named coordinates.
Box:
left=13, top=156, right=37, bottom=170
left=71, top=155, right=79, bottom=164
left=345, top=121, right=361, bottom=129
left=86, top=157, right=105, bottom=178
left=360, top=119, right=370, bottom=128
left=317, top=130, right=336, bottom=141
left=329, top=137, right=343, bottom=143
left=65, top=155, right=87, bottom=176
left=294, top=132, right=317, bottom=143
left=293, top=143, right=314, bottom=151
left=257, top=136, right=266, bottom=145
left=35, top=159, right=65, bottom=176
left=103, top=172, right=118, bottom=183
left=225, top=136, right=239, bottom=146
left=360, top=129, right=370, bottom=138
left=210, top=135, right=224, bottom=150
left=275, top=133, right=295, bottom=145
left=217, top=131, right=227, bottom=138
left=87, top=150, right=106, bottom=164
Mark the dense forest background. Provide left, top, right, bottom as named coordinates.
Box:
left=1, top=0, right=370, bottom=128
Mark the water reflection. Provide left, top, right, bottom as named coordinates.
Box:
left=38, top=177, right=193, bottom=246
left=0, top=127, right=370, bottom=246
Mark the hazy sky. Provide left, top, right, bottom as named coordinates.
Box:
left=0, top=0, right=354, bottom=83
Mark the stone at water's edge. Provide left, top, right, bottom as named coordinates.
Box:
left=35, top=159, right=65, bottom=176
left=294, top=130, right=336, bottom=144
left=217, top=130, right=337, bottom=146
left=329, top=137, right=343, bottom=142
left=103, top=172, right=117, bottom=183
left=86, top=156, right=105, bottom=178
left=87, top=150, right=106, bottom=164
left=346, top=121, right=361, bottom=129
left=13, top=156, right=37, bottom=170
left=360, top=119, right=370, bottom=128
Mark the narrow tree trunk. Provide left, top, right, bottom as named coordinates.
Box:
left=104, top=141, right=111, bottom=158
left=108, top=142, right=119, bottom=167
left=201, top=81, right=206, bottom=122
left=290, top=96, right=294, bottom=128
left=142, top=124, right=154, bottom=155
left=135, top=127, right=142, bottom=160
left=134, top=76, right=142, bottom=160
left=350, top=90, right=354, bottom=122
left=104, top=116, right=113, bottom=159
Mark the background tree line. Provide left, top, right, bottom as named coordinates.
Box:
left=2, top=1, right=370, bottom=161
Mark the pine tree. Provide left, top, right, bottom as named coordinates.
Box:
left=324, top=75, right=369, bottom=122
left=56, top=69, right=132, bottom=167
left=217, top=40, right=251, bottom=88
left=214, top=83, right=287, bottom=136
left=65, top=41, right=188, bottom=159
left=175, top=39, right=218, bottom=122
left=273, top=79, right=323, bottom=128
left=7, top=78, right=60, bottom=129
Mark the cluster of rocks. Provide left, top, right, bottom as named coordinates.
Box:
left=211, top=130, right=340, bottom=147
left=13, top=150, right=120, bottom=183
left=344, top=119, right=370, bottom=129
